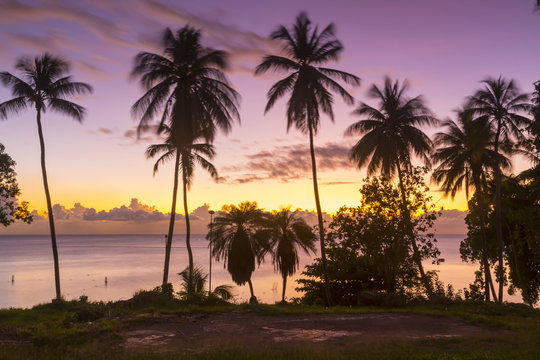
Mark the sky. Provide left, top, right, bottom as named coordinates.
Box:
left=1, top=0, right=539, bottom=234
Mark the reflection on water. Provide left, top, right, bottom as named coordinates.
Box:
left=0, top=234, right=522, bottom=308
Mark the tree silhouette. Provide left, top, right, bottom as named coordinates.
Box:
left=0, top=143, right=32, bottom=226
left=132, top=27, right=240, bottom=285
left=256, top=12, right=360, bottom=306
left=208, top=201, right=269, bottom=303
left=432, top=110, right=510, bottom=301
left=468, top=76, right=531, bottom=302
left=265, top=208, right=316, bottom=302
left=345, top=76, right=438, bottom=298
left=0, top=54, right=92, bottom=300
left=146, top=125, right=218, bottom=290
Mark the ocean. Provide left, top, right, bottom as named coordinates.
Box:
left=0, top=234, right=522, bottom=308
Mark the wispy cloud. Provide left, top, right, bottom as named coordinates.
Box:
left=221, top=141, right=355, bottom=184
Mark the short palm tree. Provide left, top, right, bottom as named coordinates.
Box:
left=266, top=208, right=316, bottom=302
left=345, top=76, right=438, bottom=298
left=146, top=125, right=217, bottom=288
left=208, top=201, right=269, bottom=303
left=0, top=54, right=92, bottom=300
left=468, top=76, right=531, bottom=302
left=432, top=110, right=511, bottom=301
left=177, top=265, right=233, bottom=302
left=132, top=26, right=240, bottom=286
left=255, top=12, right=360, bottom=306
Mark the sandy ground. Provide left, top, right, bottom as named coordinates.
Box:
left=123, top=311, right=504, bottom=352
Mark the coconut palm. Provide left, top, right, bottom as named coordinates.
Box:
left=177, top=265, right=233, bottom=302
left=432, top=110, right=511, bottom=301
left=345, top=76, right=438, bottom=298
left=531, top=81, right=540, bottom=151
left=255, top=12, right=360, bottom=306
left=0, top=54, right=92, bottom=300
left=468, top=76, right=531, bottom=302
left=208, top=201, right=269, bottom=303
left=146, top=125, right=217, bottom=288
left=265, top=208, right=316, bottom=302
left=132, top=26, right=240, bottom=286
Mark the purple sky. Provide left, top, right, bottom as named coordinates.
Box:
left=0, top=0, right=539, bottom=234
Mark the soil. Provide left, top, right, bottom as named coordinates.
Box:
left=122, top=311, right=505, bottom=352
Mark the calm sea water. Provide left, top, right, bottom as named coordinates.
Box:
left=0, top=234, right=522, bottom=308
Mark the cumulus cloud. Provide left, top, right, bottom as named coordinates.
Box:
left=2, top=199, right=222, bottom=235
left=222, top=142, right=355, bottom=184
left=82, top=198, right=170, bottom=222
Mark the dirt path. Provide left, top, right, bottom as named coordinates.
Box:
left=123, top=311, right=504, bottom=351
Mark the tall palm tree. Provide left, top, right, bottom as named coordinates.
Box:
left=132, top=26, right=240, bottom=286
left=432, top=111, right=511, bottom=301
left=345, top=76, right=438, bottom=298
left=255, top=12, right=360, bottom=306
left=208, top=201, right=269, bottom=303
left=0, top=54, right=92, bottom=300
left=468, top=76, right=531, bottom=302
left=265, top=208, right=317, bottom=302
left=146, top=125, right=217, bottom=288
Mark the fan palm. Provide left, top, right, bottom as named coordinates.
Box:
left=146, top=125, right=217, bottom=289
left=266, top=208, right=316, bottom=302
left=208, top=201, right=269, bottom=303
left=468, top=76, right=531, bottom=302
left=345, top=76, right=438, bottom=298
left=255, top=12, right=360, bottom=306
left=432, top=111, right=511, bottom=301
left=132, top=26, right=240, bottom=286
left=0, top=54, right=92, bottom=300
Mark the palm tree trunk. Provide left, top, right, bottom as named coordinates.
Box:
left=183, top=165, right=194, bottom=283
left=472, top=175, right=493, bottom=302
left=493, top=120, right=504, bottom=303
left=308, top=125, right=331, bottom=307
left=163, top=150, right=181, bottom=287
left=282, top=274, right=287, bottom=302
left=506, top=223, right=530, bottom=306
left=36, top=108, right=61, bottom=301
left=248, top=279, right=256, bottom=301
left=395, top=160, right=434, bottom=299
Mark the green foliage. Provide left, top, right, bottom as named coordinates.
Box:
left=462, top=174, right=540, bottom=306
left=209, top=201, right=269, bottom=294
left=296, top=170, right=441, bottom=305
left=128, top=284, right=177, bottom=308
left=177, top=265, right=234, bottom=304
left=0, top=143, right=32, bottom=226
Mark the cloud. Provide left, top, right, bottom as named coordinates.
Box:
left=138, top=0, right=281, bottom=73
left=123, top=125, right=162, bottom=143
left=222, top=141, right=355, bottom=184
left=0, top=0, right=130, bottom=49
left=97, top=127, right=114, bottom=135
left=83, top=198, right=170, bottom=222
left=321, top=181, right=357, bottom=186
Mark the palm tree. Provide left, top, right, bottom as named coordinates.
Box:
left=146, top=125, right=217, bottom=288
left=265, top=208, right=316, bottom=302
left=0, top=54, right=92, bottom=300
left=132, top=26, right=240, bottom=286
left=468, top=76, right=531, bottom=302
left=208, top=201, right=269, bottom=303
left=255, top=12, right=360, bottom=306
left=177, top=265, right=233, bottom=302
left=432, top=110, right=511, bottom=301
left=345, top=76, right=438, bottom=298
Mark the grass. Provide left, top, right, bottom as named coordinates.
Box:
left=0, top=296, right=538, bottom=360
